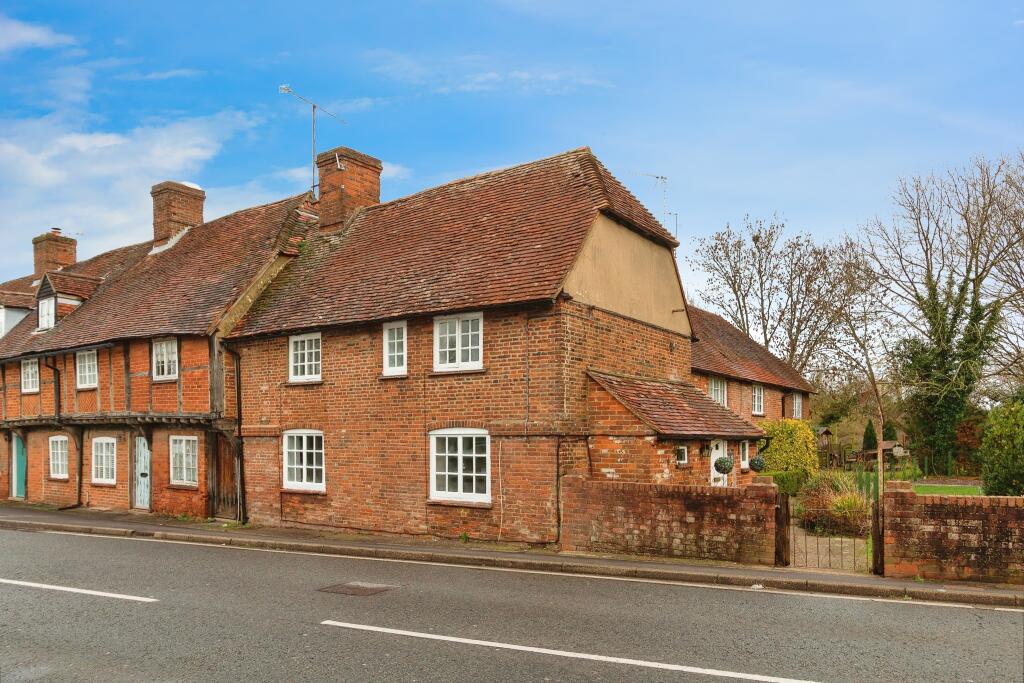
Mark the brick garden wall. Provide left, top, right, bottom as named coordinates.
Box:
left=883, top=481, right=1024, bottom=585
left=560, top=474, right=778, bottom=565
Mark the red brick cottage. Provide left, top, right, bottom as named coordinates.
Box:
left=2, top=144, right=814, bottom=547
left=0, top=187, right=316, bottom=518
left=222, top=146, right=780, bottom=542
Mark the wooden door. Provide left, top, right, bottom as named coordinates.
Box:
left=134, top=437, right=151, bottom=509
left=213, top=437, right=238, bottom=519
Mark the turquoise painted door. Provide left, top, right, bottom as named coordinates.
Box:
left=14, top=435, right=27, bottom=498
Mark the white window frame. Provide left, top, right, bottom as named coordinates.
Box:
left=76, top=349, right=98, bottom=389
left=49, top=436, right=69, bottom=479
left=740, top=441, right=750, bottom=470
left=169, top=436, right=199, bottom=486
left=37, top=297, right=55, bottom=330
left=288, top=333, right=322, bottom=383
left=675, top=444, right=689, bottom=467
left=282, top=429, right=325, bottom=492
left=382, top=321, right=407, bottom=376
left=792, top=392, right=803, bottom=419
left=433, top=312, right=483, bottom=372
left=21, top=359, right=39, bottom=394
left=751, top=384, right=764, bottom=416
left=709, top=376, right=728, bottom=406
left=429, top=428, right=491, bottom=504
left=152, top=338, right=179, bottom=381
left=91, top=437, right=116, bottom=484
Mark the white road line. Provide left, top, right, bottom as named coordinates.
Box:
left=0, top=577, right=158, bottom=603
left=321, top=620, right=819, bottom=682
left=32, top=530, right=1024, bottom=613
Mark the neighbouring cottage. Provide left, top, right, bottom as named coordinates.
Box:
left=1, top=143, right=814, bottom=547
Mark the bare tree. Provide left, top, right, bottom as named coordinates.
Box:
left=690, top=216, right=846, bottom=375
left=862, top=154, right=1024, bottom=473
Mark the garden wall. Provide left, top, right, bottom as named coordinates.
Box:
left=883, top=480, right=1024, bottom=585
left=560, top=474, right=778, bottom=565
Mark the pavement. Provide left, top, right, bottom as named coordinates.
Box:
left=0, top=518, right=1022, bottom=682
left=0, top=502, right=1021, bottom=609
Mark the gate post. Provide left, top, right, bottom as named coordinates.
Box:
left=775, top=492, right=791, bottom=566
left=871, top=498, right=884, bottom=575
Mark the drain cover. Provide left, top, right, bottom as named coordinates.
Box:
left=318, top=581, right=397, bottom=596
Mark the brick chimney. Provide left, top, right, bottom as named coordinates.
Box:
left=316, top=146, right=383, bottom=231
left=33, top=228, right=77, bottom=277
left=151, top=181, right=205, bottom=244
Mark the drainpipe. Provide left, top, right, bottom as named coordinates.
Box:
left=43, top=357, right=81, bottom=509
left=225, top=344, right=247, bottom=523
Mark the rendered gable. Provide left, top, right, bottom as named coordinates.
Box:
left=562, top=213, right=691, bottom=335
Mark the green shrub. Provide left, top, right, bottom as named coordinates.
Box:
left=764, top=470, right=807, bottom=496
left=760, top=419, right=819, bottom=477
left=826, top=493, right=871, bottom=535
left=979, top=402, right=1024, bottom=496
left=891, top=458, right=923, bottom=482
left=804, top=470, right=857, bottom=496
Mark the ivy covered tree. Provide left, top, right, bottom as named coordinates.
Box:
left=862, top=420, right=878, bottom=452
left=863, top=156, right=1024, bottom=475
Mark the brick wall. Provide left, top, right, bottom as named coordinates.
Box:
left=237, top=305, right=564, bottom=542
left=883, top=481, right=1024, bottom=585
left=560, top=474, right=778, bottom=564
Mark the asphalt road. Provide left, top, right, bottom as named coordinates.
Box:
left=0, top=529, right=1021, bottom=683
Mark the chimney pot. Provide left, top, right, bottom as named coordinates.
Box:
left=151, top=181, right=205, bottom=244
left=316, top=146, right=382, bottom=231
left=32, top=229, right=77, bottom=277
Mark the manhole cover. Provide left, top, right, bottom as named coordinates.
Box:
left=318, top=582, right=397, bottom=596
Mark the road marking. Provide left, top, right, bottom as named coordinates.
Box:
left=0, top=577, right=158, bottom=603
left=32, top=530, right=1023, bottom=613
left=321, top=620, right=819, bottom=682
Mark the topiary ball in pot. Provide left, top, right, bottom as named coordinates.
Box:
left=749, top=455, right=766, bottom=473
left=714, top=456, right=734, bottom=475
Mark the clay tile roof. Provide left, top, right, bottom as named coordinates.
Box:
left=232, top=148, right=673, bottom=338
left=42, top=271, right=103, bottom=300
left=689, top=306, right=815, bottom=393
left=0, top=193, right=313, bottom=359
left=588, top=370, right=764, bottom=439
left=0, top=290, right=35, bottom=309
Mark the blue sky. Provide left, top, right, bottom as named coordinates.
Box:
left=1, top=2, right=1022, bottom=293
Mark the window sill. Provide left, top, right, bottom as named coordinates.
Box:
left=152, top=377, right=178, bottom=384
left=429, top=368, right=486, bottom=377
left=48, top=476, right=69, bottom=482
left=90, top=481, right=117, bottom=488
left=286, top=380, right=323, bottom=387
left=77, top=386, right=98, bottom=392
left=21, top=390, right=40, bottom=395
left=167, top=484, right=199, bottom=491
left=282, top=488, right=327, bottom=496
left=379, top=373, right=408, bottom=380
left=427, top=499, right=492, bottom=510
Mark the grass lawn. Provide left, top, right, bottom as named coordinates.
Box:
left=912, top=484, right=984, bottom=496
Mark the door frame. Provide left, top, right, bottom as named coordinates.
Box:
left=709, top=438, right=728, bottom=486
left=133, top=436, right=151, bottom=510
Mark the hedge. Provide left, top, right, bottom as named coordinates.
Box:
left=979, top=402, right=1024, bottom=496
left=765, top=470, right=807, bottom=496
left=760, top=419, right=819, bottom=477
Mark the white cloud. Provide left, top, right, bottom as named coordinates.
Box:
left=1014, top=19, right=1024, bottom=27
left=381, top=162, right=411, bottom=180
left=117, top=68, right=204, bottom=81
left=0, top=109, right=261, bottom=278
left=363, top=49, right=611, bottom=95
left=0, top=13, right=75, bottom=55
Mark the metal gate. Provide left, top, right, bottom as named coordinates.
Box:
left=775, top=491, right=882, bottom=574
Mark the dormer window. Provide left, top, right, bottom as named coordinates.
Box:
left=37, top=297, right=55, bottom=330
